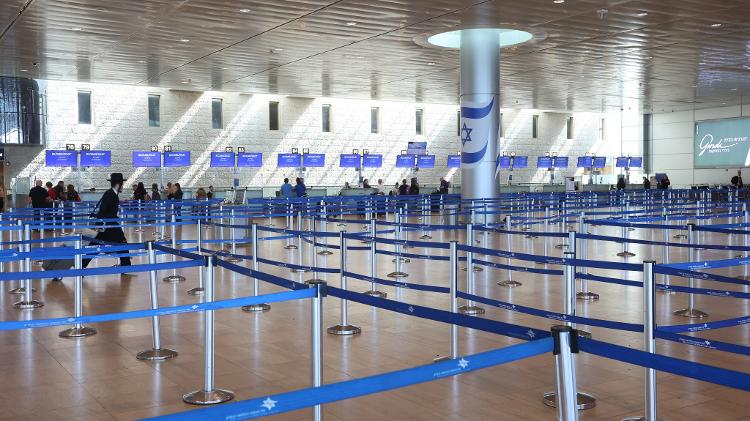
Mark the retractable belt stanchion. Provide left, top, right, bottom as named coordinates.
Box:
left=8, top=221, right=26, bottom=295
left=388, top=209, right=408, bottom=278
left=163, top=213, right=186, bottom=283
left=292, top=211, right=309, bottom=273
left=543, top=250, right=595, bottom=410
left=740, top=207, right=750, bottom=281
left=187, top=219, right=205, bottom=296
left=462, top=222, right=481, bottom=272
left=458, top=223, right=484, bottom=315
left=224, top=209, right=242, bottom=263
left=498, top=214, right=522, bottom=287
left=134, top=200, right=144, bottom=233
left=555, top=202, right=567, bottom=249
left=673, top=223, right=708, bottom=318
left=617, top=202, right=636, bottom=258
left=420, top=196, right=432, bottom=240
left=622, top=261, right=662, bottom=421
left=308, top=280, right=326, bottom=421
left=576, top=213, right=598, bottom=301
left=318, top=201, right=333, bottom=256
left=284, top=208, right=298, bottom=250
left=242, top=224, right=270, bottom=312
left=435, top=240, right=460, bottom=363
left=14, top=223, right=43, bottom=309
left=364, top=219, right=386, bottom=298
left=307, top=217, right=324, bottom=284
left=183, top=255, right=234, bottom=405
left=660, top=210, right=675, bottom=293
left=35, top=218, right=45, bottom=267
left=327, top=231, right=361, bottom=335
left=137, top=242, right=178, bottom=360
left=59, top=236, right=97, bottom=338
left=551, top=326, right=580, bottom=421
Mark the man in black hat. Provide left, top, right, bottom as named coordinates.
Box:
left=83, top=173, right=132, bottom=269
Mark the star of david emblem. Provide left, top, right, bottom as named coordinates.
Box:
left=461, top=122, right=473, bottom=146
left=458, top=358, right=469, bottom=369
left=261, top=397, right=277, bottom=411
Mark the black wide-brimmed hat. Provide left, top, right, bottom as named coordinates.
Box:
left=107, top=173, right=124, bottom=184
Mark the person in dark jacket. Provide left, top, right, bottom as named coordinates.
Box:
left=439, top=177, right=450, bottom=194
left=409, top=178, right=419, bottom=195
left=83, top=173, right=131, bottom=269
left=616, top=176, right=626, bottom=191
left=150, top=183, right=161, bottom=201
left=398, top=179, right=408, bottom=195
left=642, top=176, right=650, bottom=190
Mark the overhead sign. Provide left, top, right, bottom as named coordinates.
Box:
left=592, top=157, right=607, bottom=168
left=132, top=151, right=161, bottom=167
left=163, top=151, right=191, bottom=167
left=339, top=153, right=360, bottom=168
left=553, top=157, right=569, bottom=168
left=210, top=152, right=235, bottom=167
left=237, top=152, right=262, bottom=167
left=416, top=154, right=435, bottom=168
left=396, top=154, right=416, bottom=168
left=407, top=141, right=427, bottom=155
left=695, top=117, right=750, bottom=168
left=362, top=154, right=383, bottom=168
left=498, top=156, right=511, bottom=169
left=537, top=156, right=553, bottom=168
left=577, top=156, right=593, bottom=168
left=46, top=150, right=78, bottom=167
left=447, top=154, right=461, bottom=168
left=303, top=153, right=325, bottom=167
left=615, top=157, right=630, bottom=168
left=512, top=156, right=528, bottom=168
left=629, top=156, right=643, bottom=168
left=278, top=153, right=301, bottom=168
left=79, top=150, right=111, bottom=167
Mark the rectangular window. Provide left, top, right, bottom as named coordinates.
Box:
left=566, top=116, right=574, bottom=139
left=148, top=94, right=160, bottom=127
left=500, top=112, right=504, bottom=138
left=370, top=107, right=379, bottom=134
left=322, top=104, right=331, bottom=132
left=599, top=118, right=606, bottom=140
left=456, top=110, right=461, bottom=136
left=77, top=91, right=91, bottom=125
left=532, top=114, right=539, bottom=139
left=415, top=108, right=424, bottom=135
left=211, top=98, right=223, bottom=129
left=269, top=101, right=279, bottom=131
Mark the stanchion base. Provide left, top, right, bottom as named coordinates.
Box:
left=387, top=271, right=409, bottom=278
left=364, top=290, right=387, bottom=298
left=391, top=257, right=411, bottom=263
left=621, top=416, right=666, bottom=421
left=461, top=266, right=483, bottom=272
left=554, top=244, right=568, bottom=249
left=134, top=228, right=144, bottom=233
left=420, top=235, right=432, bottom=240
left=224, top=257, right=242, bottom=263
left=628, top=227, right=636, bottom=231
left=187, top=287, right=205, bottom=296
left=542, top=391, right=596, bottom=410
left=497, top=280, right=522, bottom=288
left=283, top=244, right=298, bottom=250
left=658, top=289, right=677, bottom=295
left=524, top=234, right=538, bottom=239
left=318, top=250, right=334, bottom=256
left=327, top=324, right=361, bottom=335
left=182, top=388, right=235, bottom=405
left=13, top=300, right=44, bottom=309
left=458, top=305, right=485, bottom=316
left=337, top=223, right=347, bottom=227
left=616, top=251, right=636, bottom=258
left=673, top=308, right=709, bottom=319
left=576, top=291, right=600, bottom=301
left=291, top=268, right=311, bottom=273
left=8, top=287, right=35, bottom=295
left=136, top=348, right=178, bottom=361
left=673, top=234, right=687, bottom=239
left=242, top=303, right=271, bottom=312
left=59, top=326, right=97, bottom=338
left=433, top=355, right=451, bottom=363
left=162, top=275, right=186, bottom=283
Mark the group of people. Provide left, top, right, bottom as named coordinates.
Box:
left=338, top=176, right=450, bottom=196
left=28, top=180, right=82, bottom=210
left=280, top=177, right=307, bottom=198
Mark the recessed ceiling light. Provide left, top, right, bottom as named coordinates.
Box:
left=636, top=11, right=648, bottom=17
left=272, top=48, right=283, bottom=52
left=428, top=62, right=436, bottom=65
left=731, top=88, right=738, bottom=91
left=221, top=67, right=229, bottom=70
left=19, top=69, right=28, bottom=72
left=239, top=8, right=251, bottom=13
left=346, top=22, right=357, bottom=26
left=553, top=0, right=565, bottom=3
left=181, top=81, right=189, bottom=84
left=710, top=23, right=722, bottom=27
left=179, top=39, right=190, bottom=43
left=722, top=102, right=727, bottom=105
left=71, top=27, right=82, bottom=31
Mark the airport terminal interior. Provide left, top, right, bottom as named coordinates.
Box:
left=1, top=0, right=750, bottom=420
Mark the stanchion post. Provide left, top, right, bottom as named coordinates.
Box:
left=284, top=208, right=298, bottom=250
left=14, top=223, right=44, bottom=309
left=182, top=255, right=234, bottom=405
left=551, top=326, right=580, bottom=421
left=327, top=231, right=361, bottom=335
left=387, top=209, right=408, bottom=278
left=673, top=223, right=708, bottom=318
left=59, top=236, right=97, bottom=338
left=450, top=241, right=459, bottom=358
left=577, top=214, right=598, bottom=301
left=163, top=213, right=186, bottom=283
left=243, top=224, right=270, bottom=312
left=498, top=214, right=522, bottom=287
left=137, top=242, right=178, bottom=360
left=292, top=210, right=309, bottom=272
left=187, top=219, right=205, bottom=296
left=309, top=280, right=326, bottom=421
left=458, top=223, right=484, bottom=315
left=364, top=219, right=386, bottom=297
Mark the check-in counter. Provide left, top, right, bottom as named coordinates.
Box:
left=339, top=188, right=377, bottom=196
left=500, top=185, right=530, bottom=194
left=541, top=184, right=566, bottom=193
left=582, top=184, right=611, bottom=192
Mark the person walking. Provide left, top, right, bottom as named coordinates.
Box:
left=83, top=173, right=132, bottom=270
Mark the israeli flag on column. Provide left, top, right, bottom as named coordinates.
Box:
left=460, top=97, right=495, bottom=168
left=495, top=154, right=502, bottom=179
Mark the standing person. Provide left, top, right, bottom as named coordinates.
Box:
left=362, top=179, right=371, bottom=189
left=28, top=180, right=50, bottom=227
left=616, top=175, right=626, bottom=191
left=133, top=182, right=149, bottom=201
left=439, top=177, right=450, bottom=194
left=83, top=173, right=131, bottom=270
left=55, top=181, right=66, bottom=201
left=409, top=177, right=420, bottom=195
left=66, top=184, right=81, bottom=202
left=376, top=179, right=386, bottom=195
left=46, top=182, right=57, bottom=201
left=150, top=183, right=161, bottom=201
left=398, top=179, right=408, bottom=195
left=294, top=177, right=307, bottom=197
left=731, top=170, right=743, bottom=188
left=166, top=182, right=175, bottom=200
left=207, top=186, right=214, bottom=199
left=660, top=175, right=671, bottom=190
left=280, top=178, right=293, bottom=198
left=643, top=176, right=651, bottom=190
left=390, top=182, right=400, bottom=196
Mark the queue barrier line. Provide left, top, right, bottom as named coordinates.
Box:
left=0, top=288, right=314, bottom=331
left=655, top=330, right=750, bottom=357
left=141, top=337, right=553, bottom=421
left=256, top=256, right=339, bottom=274
left=655, top=265, right=750, bottom=288
left=658, top=314, right=750, bottom=333
left=344, top=270, right=450, bottom=294
left=663, top=257, right=750, bottom=271
left=215, top=258, right=310, bottom=291
left=578, top=337, right=750, bottom=391
left=0, top=259, right=202, bottom=282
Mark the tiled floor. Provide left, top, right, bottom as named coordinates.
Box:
left=0, top=212, right=748, bottom=420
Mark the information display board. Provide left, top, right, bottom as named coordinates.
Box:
left=237, top=152, right=263, bottom=167
left=447, top=155, right=461, bottom=168
left=278, top=153, right=302, bottom=168
left=46, top=150, right=78, bottom=167
left=694, top=117, right=750, bottom=168
left=498, top=156, right=511, bottom=169
left=553, top=157, right=569, bottom=168
left=577, top=156, right=593, bottom=168
left=407, top=141, right=427, bottom=155
left=79, top=150, right=111, bottom=167
left=303, top=153, right=325, bottom=167
left=629, top=157, right=643, bottom=168
left=210, top=152, right=235, bottom=167
left=362, top=154, right=383, bottom=168
left=615, top=157, right=629, bottom=168
left=592, top=157, right=607, bottom=168
left=416, top=154, right=435, bottom=168
left=132, top=151, right=161, bottom=167
left=396, top=154, right=416, bottom=168
left=163, top=151, right=190, bottom=167
left=339, top=154, right=360, bottom=168
left=513, top=156, right=528, bottom=168
left=537, top=156, right=553, bottom=168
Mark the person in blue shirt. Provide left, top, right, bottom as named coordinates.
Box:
left=280, top=178, right=293, bottom=198
left=294, top=177, right=307, bottom=197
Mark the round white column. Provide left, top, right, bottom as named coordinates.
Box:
left=459, top=29, right=500, bottom=217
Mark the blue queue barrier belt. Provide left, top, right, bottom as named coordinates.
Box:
left=344, top=270, right=450, bottom=294
left=375, top=248, right=450, bottom=262
left=472, top=258, right=563, bottom=276
left=655, top=265, right=750, bottom=287
left=576, top=272, right=641, bottom=288
left=215, top=258, right=309, bottom=291
left=0, top=235, right=80, bottom=245
left=152, top=243, right=205, bottom=261
left=141, top=337, right=553, bottom=421
left=0, top=288, right=314, bottom=331
left=457, top=291, right=644, bottom=333
left=366, top=235, right=451, bottom=250
left=658, top=314, right=750, bottom=333
left=578, top=337, right=750, bottom=391
left=328, top=286, right=549, bottom=341
left=655, top=330, right=750, bottom=356
left=256, top=256, right=339, bottom=274
left=663, top=257, right=750, bottom=272
left=656, top=283, right=750, bottom=300
left=0, top=259, right=203, bottom=282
